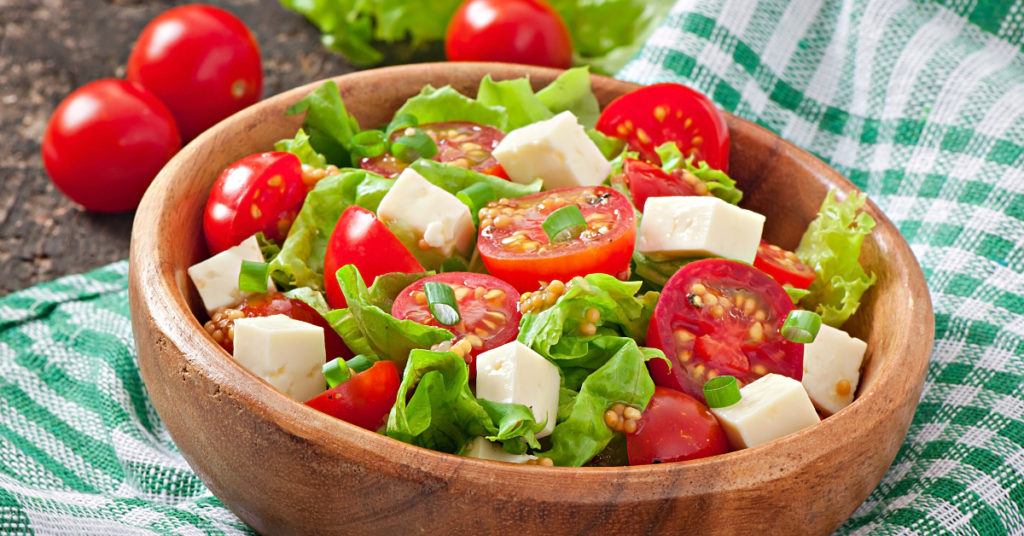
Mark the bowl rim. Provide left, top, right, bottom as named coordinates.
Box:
left=130, top=62, right=934, bottom=504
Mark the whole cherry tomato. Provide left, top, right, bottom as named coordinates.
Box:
left=41, top=79, right=181, bottom=213
left=127, top=5, right=262, bottom=140
left=445, top=0, right=572, bottom=69
left=626, top=387, right=728, bottom=465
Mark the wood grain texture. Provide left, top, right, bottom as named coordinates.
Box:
left=0, top=0, right=355, bottom=296
left=129, top=63, right=935, bottom=536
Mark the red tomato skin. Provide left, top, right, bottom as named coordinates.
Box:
left=127, top=5, right=262, bottom=140
left=41, top=79, right=181, bottom=213
left=647, top=259, right=803, bottom=402
left=202, top=151, right=306, bottom=255
left=623, top=158, right=700, bottom=212
left=238, top=294, right=353, bottom=361
left=305, top=361, right=400, bottom=431
left=627, top=387, right=729, bottom=465
left=753, top=240, right=816, bottom=289
left=446, top=0, right=572, bottom=69
left=596, top=83, right=730, bottom=172
left=322, top=206, right=424, bottom=310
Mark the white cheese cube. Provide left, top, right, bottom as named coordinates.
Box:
left=493, top=110, right=612, bottom=190
left=711, top=373, right=820, bottom=450
left=232, top=315, right=326, bottom=401
left=801, top=325, right=868, bottom=416
left=376, top=167, right=475, bottom=257
left=637, top=196, right=765, bottom=264
left=475, top=341, right=560, bottom=438
left=188, top=235, right=274, bottom=315
left=463, top=437, right=538, bottom=464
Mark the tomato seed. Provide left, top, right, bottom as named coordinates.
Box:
left=413, top=291, right=428, bottom=305
left=454, top=287, right=471, bottom=301
left=250, top=204, right=261, bottom=219
left=483, top=289, right=506, bottom=301
left=654, top=105, right=668, bottom=122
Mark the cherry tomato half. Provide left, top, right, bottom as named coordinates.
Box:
left=239, top=293, right=352, bottom=361
left=753, top=240, right=816, bottom=289
left=305, top=360, right=400, bottom=431
left=361, top=121, right=505, bottom=178
left=41, top=79, right=181, bottom=213
left=203, top=152, right=307, bottom=255
left=477, top=186, right=637, bottom=292
left=596, top=83, right=730, bottom=172
left=627, top=387, right=728, bottom=465
left=445, top=0, right=572, bottom=69
left=127, top=5, right=262, bottom=140
left=323, top=206, right=424, bottom=309
left=620, top=158, right=711, bottom=212
left=647, top=259, right=803, bottom=403
left=392, top=272, right=521, bottom=377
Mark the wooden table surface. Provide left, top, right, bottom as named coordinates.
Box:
left=0, top=0, right=358, bottom=296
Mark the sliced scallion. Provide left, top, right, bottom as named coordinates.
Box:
left=346, top=355, right=373, bottom=373
left=351, top=129, right=388, bottom=160
left=322, top=358, right=352, bottom=388
left=456, top=182, right=496, bottom=226
left=424, top=282, right=460, bottom=326
left=703, top=375, right=741, bottom=408
left=542, top=205, right=587, bottom=243
left=238, top=260, right=270, bottom=293
left=782, top=309, right=822, bottom=344
left=391, top=128, right=438, bottom=163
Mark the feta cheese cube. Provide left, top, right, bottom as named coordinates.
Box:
left=232, top=315, right=326, bottom=401
left=637, top=196, right=765, bottom=264
left=801, top=325, right=868, bottom=416
left=475, top=341, right=560, bottom=438
left=711, top=373, right=820, bottom=449
left=493, top=110, right=612, bottom=190
left=188, top=235, right=274, bottom=315
left=463, top=437, right=538, bottom=464
left=376, top=167, right=475, bottom=257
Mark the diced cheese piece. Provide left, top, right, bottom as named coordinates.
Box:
left=711, top=373, right=820, bottom=450
left=376, top=167, right=475, bottom=257
left=637, top=196, right=765, bottom=264
left=232, top=315, right=326, bottom=401
left=463, top=437, right=538, bottom=464
left=188, top=235, right=274, bottom=315
left=475, top=341, right=560, bottom=438
left=493, top=110, right=612, bottom=190
left=801, top=325, right=867, bottom=416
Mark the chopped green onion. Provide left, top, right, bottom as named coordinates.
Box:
left=391, top=128, right=438, bottom=163
left=346, top=355, right=373, bottom=373
left=238, top=260, right=270, bottom=293
left=322, top=358, right=352, bottom=388
left=351, top=130, right=388, bottom=160
left=424, top=282, right=460, bottom=326
left=385, top=112, right=419, bottom=138
left=440, top=257, right=469, bottom=273
left=782, top=309, right=822, bottom=343
left=542, top=205, right=587, bottom=243
left=456, top=182, right=496, bottom=226
left=703, top=376, right=741, bottom=408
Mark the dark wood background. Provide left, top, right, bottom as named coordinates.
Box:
left=0, top=0, right=358, bottom=296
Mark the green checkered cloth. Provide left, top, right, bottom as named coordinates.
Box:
left=3, top=0, right=1024, bottom=533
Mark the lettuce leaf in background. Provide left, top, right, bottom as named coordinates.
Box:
left=547, top=0, right=675, bottom=75
left=795, top=190, right=877, bottom=327
left=393, top=85, right=508, bottom=130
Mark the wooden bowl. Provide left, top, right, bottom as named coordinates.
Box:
left=129, top=63, right=933, bottom=535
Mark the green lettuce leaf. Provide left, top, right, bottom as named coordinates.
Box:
left=278, top=0, right=381, bottom=66
left=477, top=75, right=554, bottom=131
left=655, top=142, right=743, bottom=205
left=795, top=190, right=877, bottom=327
left=409, top=159, right=543, bottom=199
left=630, top=250, right=703, bottom=292
left=393, top=85, right=507, bottom=130
left=535, top=67, right=601, bottom=128
left=274, top=128, right=328, bottom=167
left=286, top=81, right=362, bottom=167
left=548, top=0, right=675, bottom=75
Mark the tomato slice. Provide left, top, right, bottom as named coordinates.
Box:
left=203, top=151, right=307, bottom=255
left=621, top=158, right=711, bottom=212
left=626, top=387, right=728, bottom=465
left=646, top=259, right=803, bottom=403
left=596, top=83, right=730, bottom=172
left=476, top=186, right=637, bottom=292
left=305, top=360, right=400, bottom=431
left=392, top=272, right=521, bottom=377
left=360, top=121, right=505, bottom=178
left=753, top=240, right=816, bottom=289
left=323, top=206, right=424, bottom=309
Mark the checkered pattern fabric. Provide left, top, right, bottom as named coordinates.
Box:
left=3, top=0, right=1024, bottom=533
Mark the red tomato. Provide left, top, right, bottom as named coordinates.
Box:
left=238, top=293, right=352, bottom=361
left=392, top=273, right=521, bottom=377
left=627, top=387, right=729, bottom=465
left=41, top=79, right=181, bottom=213
left=203, top=152, right=306, bottom=255
left=323, top=206, right=424, bottom=309
left=596, top=83, right=730, bottom=172
left=127, top=5, right=262, bottom=140
left=647, top=259, right=803, bottom=403
left=305, top=360, right=400, bottom=431
left=753, top=240, right=816, bottom=289
left=477, top=186, right=636, bottom=292
left=445, top=0, right=572, bottom=69
left=621, top=158, right=711, bottom=212
left=361, top=121, right=505, bottom=178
